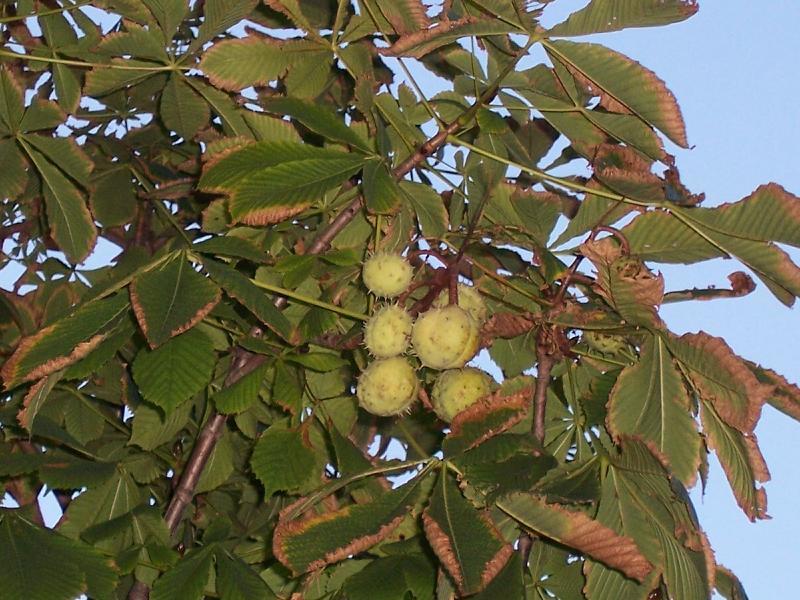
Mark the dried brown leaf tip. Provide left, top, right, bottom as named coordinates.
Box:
left=727, top=271, right=756, bottom=297
left=234, top=203, right=311, bottom=226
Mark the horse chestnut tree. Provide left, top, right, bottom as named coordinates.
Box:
left=0, top=1, right=797, bottom=599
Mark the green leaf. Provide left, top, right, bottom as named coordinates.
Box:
left=607, top=335, right=700, bottom=485
left=700, top=400, right=769, bottom=521
left=84, top=59, right=161, bottom=96
left=343, top=554, right=436, bottom=600
left=23, top=144, right=96, bottom=263
left=22, top=135, right=93, bottom=187
left=285, top=351, right=348, bottom=372
left=0, top=68, right=24, bottom=132
left=471, top=552, right=524, bottom=600
left=142, top=0, right=188, bottom=40
left=200, top=141, right=366, bottom=225
left=132, top=327, right=216, bottom=413
left=545, top=40, right=687, bottom=147
left=265, top=97, right=371, bottom=152
left=199, top=37, right=290, bottom=91
left=131, top=253, right=221, bottom=348
left=251, top=423, right=319, bottom=497
left=196, top=430, right=235, bottom=493
left=1, top=293, right=130, bottom=389
left=362, top=159, right=402, bottom=214
left=129, top=400, right=192, bottom=450
left=192, top=236, right=265, bottom=263
left=91, top=167, right=137, bottom=227
left=400, top=181, right=449, bottom=239
left=499, top=492, right=652, bottom=582
left=213, top=362, right=270, bottom=414
left=59, top=471, right=142, bottom=538
left=273, top=475, right=427, bottom=574
left=422, top=470, right=512, bottom=595
left=0, top=511, right=118, bottom=600
left=192, top=0, right=259, bottom=52
left=359, top=0, right=430, bottom=35
left=17, top=372, right=60, bottom=432
left=151, top=546, right=214, bottom=600
left=0, top=138, right=27, bottom=200
left=549, top=0, right=698, bottom=37
left=215, top=549, right=277, bottom=600
left=715, top=565, right=750, bottom=600
left=200, top=259, right=294, bottom=342
left=160, top=75, right=210, bottom=140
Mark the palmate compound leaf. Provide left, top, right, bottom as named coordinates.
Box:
left=607, top=334, right=701, bottom=485
left=0, top=510, right=119, bottom=600
left=272, top=472, right=429, bottom=575
left=1, top=293, right=130, bottom=389
left=198, top=140, right=368, bottom=225
left=549, top=0, right=698, bottom=37
left=544, top=39, right=688, bottom=147
left=498, top=493, right=653, bottom=583
left=131, top=327, right=216, bottom=414
left=130, top=252, right=221, bottom=348
left=584, top=439, right=712, bottom=600
left=422, top=469, right=513, bottom=595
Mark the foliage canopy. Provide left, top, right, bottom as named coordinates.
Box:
left=1, top=1, right=798, bottom=599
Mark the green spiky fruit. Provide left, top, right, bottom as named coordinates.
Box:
left=411, top=305, right=479, bottom=370
left=356, top=357, right=419, bottom=416
left=432, top=367, right=494, bottom=422
left=362, top=253, right=413, bottom=298
left=584, top=331, right=627, bottom=354
left=432, top=283, right=488, bottom=323
left=364, top=305, right=413, bottom=358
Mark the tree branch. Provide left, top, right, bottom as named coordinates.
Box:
left=533, top=331, right=554, bottom=444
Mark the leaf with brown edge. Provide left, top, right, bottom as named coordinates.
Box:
left=18, top=372, right=61, bottom=432
left=443, top=376, right=532, bottom=456
left=198, top=141, right=367, bottom=226
left=481, top=312, right=535, bottom=341
left=422, top=469, right=512, bottom=595
left=499, top=493, right=653, bottom=582
left=199, top=35, right=291, bottom=92
left=130, top=253, right=221, bottom=348
left=363, top=0, right=430, bottom=34
left=381, top=16, right=522, bottom=58
left=747, top=362, right=800, bottom=421
left=581, top=238, right=664, bottom=327
left=689, top=183, right=800, bottom=248
left=272, top=474, right=428, bottom=574
left=1, top=293, right=130, bottom=390
left=545, top=40, right=688, bottom=147
left=700, top=400, right=770, bottom=521
left=549, top=0, right=698, bottom=38
left=667, top=332, right=768, bottom=432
